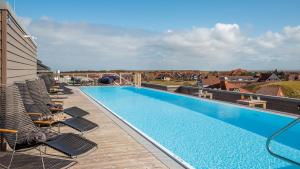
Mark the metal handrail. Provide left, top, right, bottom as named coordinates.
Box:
left=110, top=73, right=134, bottom=86
left=266, top=116, right=300, bottom=166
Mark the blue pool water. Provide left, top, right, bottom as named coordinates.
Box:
left=81, top=86, right=300, bottom=169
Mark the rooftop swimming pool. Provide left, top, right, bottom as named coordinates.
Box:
left=81, top=86, right=300, bottom=169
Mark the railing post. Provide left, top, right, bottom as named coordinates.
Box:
left=266, top=116, right=300, bottom=166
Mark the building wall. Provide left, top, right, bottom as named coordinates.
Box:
left=0, top=3, right=37, bottom=84
left=0, top=10, right=2, bottom=83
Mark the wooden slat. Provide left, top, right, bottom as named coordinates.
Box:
left=0, top=129, right=18, bottom=134
left=7, top=52, right=36, bottom=66
left=7, top=60, right=36, bottom=69
left=7, top=13, right=36, bottom=49
left=7, top=42, right=36, bottom=61
left=7, top=24, right=36, bottom=54
left=1, top=10, right=7, bottom=84
left=7, top=69, right=36, bottom=78
left=7, top=34, right=36, bottom=57
left=7, top=74, right=36, bottom=84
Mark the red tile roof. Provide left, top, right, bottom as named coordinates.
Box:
left=224, top=82, right=252, bottom=93
left=256, top=86, right=284, bottom=97
left=202, top=76, right=220, bottom=86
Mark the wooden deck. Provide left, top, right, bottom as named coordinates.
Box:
left=1, top=87, right=174, bottom=169
left=63, top=87, right=169, bottom=169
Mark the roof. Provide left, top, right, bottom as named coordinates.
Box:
left=258, top=73, right=280, bottom=82
left=224, top=82, right=252, bottom=93
left=230, top=68, right=248, bottom=75
left=156, top=73, right=173, bottom=79
left=256, top=86, right=284, bottom=97
left=37, top=60, right=51, bottom=73
left=205, top=80, right=252, bottom=93
left=227, top=76, right=257, bottom=82
left=202, top=75, right=220, bottom=86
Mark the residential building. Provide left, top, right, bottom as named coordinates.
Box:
left=230, top=68, right=248, bottom=76
left=256, top=86, right=285, bottom=97
left=202, top=75, right=220, bottom=87
left=257, top=73, right=281, bottom=82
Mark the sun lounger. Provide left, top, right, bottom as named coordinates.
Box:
left=0, top=84, right=97, bottom=169
left=16, top=82, right=98, bottom=134
left=26, top=80, right=90, bottom=117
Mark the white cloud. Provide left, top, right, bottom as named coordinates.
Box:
left=20, top=17, right=300, bottom=70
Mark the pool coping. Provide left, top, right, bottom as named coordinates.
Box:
left=79, top=88, right=192, bottom=169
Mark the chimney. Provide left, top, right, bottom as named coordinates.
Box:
left=219, top=76, right=228, bottom=90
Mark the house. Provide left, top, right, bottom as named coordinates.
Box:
left=156, top=73, right=172, bottom=81
left=222, top=82, right=252, bottom=93
left=256, top=86, right=284, bottom=97
left=286, top=73, right=299, bottom=81
left=205, top=76, right=252, bottom=93
left=226, top=76, right=258, bottom=87
left=230, top=68, right=248, bottom=76
left=205, top=76, right=258, bottom=89
left=202, top=75, right=220, bottom=87
left=227, top=76, right=256, bottom=82
left=257, top=73, right=281, bottom=82
left=219, top=77, right=252, bottom=93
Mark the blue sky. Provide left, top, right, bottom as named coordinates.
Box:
left=10, top=0, right=300, bottom=35
left=7, top=0, right=300, bottom=70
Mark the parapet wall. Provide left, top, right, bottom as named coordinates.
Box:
left=142, top=83, right=300, bottom=115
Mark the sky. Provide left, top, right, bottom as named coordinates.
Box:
left=7, top=0, right=300, bottom=71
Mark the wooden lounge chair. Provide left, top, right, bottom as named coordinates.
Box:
left=39, top=74, right=64, bottom=94
left=26, top=80, right=90, bottom=117
left=40, top=75, right=74, bottom=95
left=16, top=82, right=98, bottom=134
left=0, top=84, right=97, bottom=169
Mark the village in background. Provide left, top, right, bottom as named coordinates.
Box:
left=46, top=63, right=300, bottom=99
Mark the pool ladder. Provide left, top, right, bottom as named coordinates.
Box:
left=266, top=116, right=300, bottom=166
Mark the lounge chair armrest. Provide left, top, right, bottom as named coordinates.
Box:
left=51, top=87, right=63, bottom=90
left=49, top=107, right=63, bottom=111
left=33, top=120, right=54, bottom=125
left=52, top=100, right=64, bottom=104
left=26, top=112, right=43, bottom=116
left=50, top=88, right=60, bottom=91
left=0, top=128, right=18, bottom=134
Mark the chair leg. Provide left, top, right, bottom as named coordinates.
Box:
left=39, top=146, right=46, bottom=169
left=7, top=133, right=18, bottom=169
left=58, top=123, right=60, bottom=133
left=7, top=149, right=16, bottom=169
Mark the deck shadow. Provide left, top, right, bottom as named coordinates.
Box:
left=0, top=152, right=76, bottom=169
